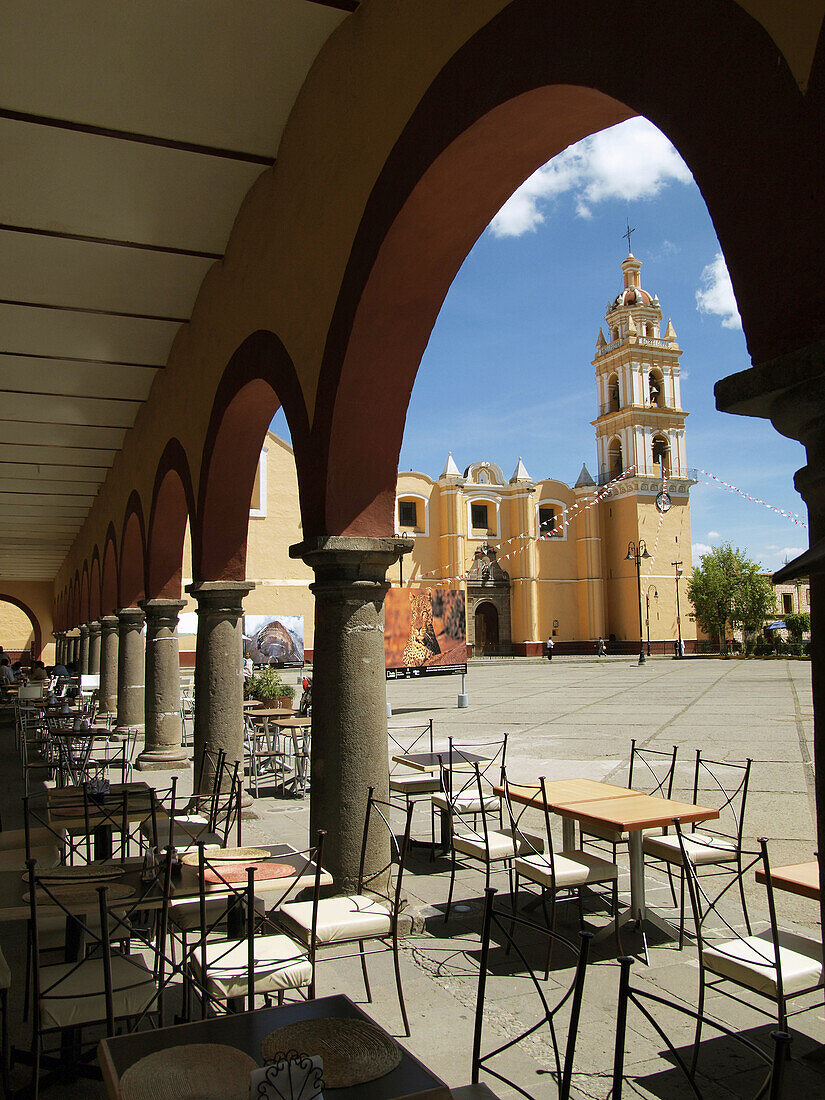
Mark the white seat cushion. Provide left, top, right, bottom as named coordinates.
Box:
left=278, top=895, right=391, bottom=944
left=189, top=935, right=312, bottom=1000
left=34, top=909, right=132, bottom=950
left=643, top=831, right=738, bottom=866
left=390, top=773, right=441, bottom=795
left=0, top=826, right=65, bottom=851
left=453, top=826, right=544, bottom=864
left=0, top=844, right=61, bottom=872
left=39, top=954, right=156, bottom=1029
left=515, top=850, right=618, bottom=888
left=703, top=929, right=824, bottom=998
left=145, top=818, right=223, bottom=853
left=170, top=895, right=265, bottom=933
left=432, top=792, right=500, bottom=815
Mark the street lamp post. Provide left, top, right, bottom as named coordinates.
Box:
left=673, top=560, right=683, bottom=658
left=626, top=540, right=651, bottom=665
left=645, top=585, right=658, bottom=656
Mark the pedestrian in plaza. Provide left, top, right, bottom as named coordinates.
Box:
left=597, top=637, right=606, bottom=657
left=546, top=635, right=554, bottom=661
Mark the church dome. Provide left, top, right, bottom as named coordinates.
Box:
left=612, top=286, right=653, bottom=309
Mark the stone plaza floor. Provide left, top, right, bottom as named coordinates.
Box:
left=3, top=655, right=823, bottom=1098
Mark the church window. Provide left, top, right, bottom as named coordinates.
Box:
left=471, top=503, right=489, bottom=530
left=539, top=506, right=559, bottom=537
left=398, top=500, right=418, bottom=528
left=476, top=468, right=489, bottom=484
left=607, top=373, right=620, bottom=412
left=782, top=593, right=793, bottom=615
left=648, top=369, right=664, bottom=407
left=608, top=438, right=623, bottom=478
left=806, top=588, right=811, bottom=607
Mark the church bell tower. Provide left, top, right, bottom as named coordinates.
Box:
left=591, top=251, right=696, bottom=645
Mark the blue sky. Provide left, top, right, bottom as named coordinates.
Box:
left=274, top=118, right=808, bottom=573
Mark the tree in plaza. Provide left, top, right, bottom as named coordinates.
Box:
left=687, top=543, right=776, bottom=652
left=784, top=611, right=810, bottom=643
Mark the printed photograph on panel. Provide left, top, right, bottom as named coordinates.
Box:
left=244, top=615, right=304, bottom=666
left=385, top=588, right=466, bottom=677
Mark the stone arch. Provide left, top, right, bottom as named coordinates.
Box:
left=307, top=0, right=815, bottom=538
left=0, top=594, right=42, bottom=660
left=89, top=549, right=102, bottom=622
left=120, top=492, right=147, bottom=608
left=607, top=372, right=620, bottom=412
left=608, top=437, right=624, bottom=478
left=195, top=332, right=309, bottom=582
left=71, top=574, right=80, bottom=628
left=101, top=525, right=119, bottom=616
left=146, top=439, right=197, bottom=601
left=652, top=433, right=671, bottom=476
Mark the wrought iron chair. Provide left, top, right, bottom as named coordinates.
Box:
left=472, top=887, right=590, bottom=1100
left=581, top=738, right=678, bottom=859
left=504, top=775, right=622, bottom=975
left=644, top=752, right=752, bottom=946
left=613, top=955, right=792, bottom=1099
left=676, top=822, right=824, bottom=1075
left=388, top=720, right=440, bottom=848
left=275, top=789, right=415, bottom=1035
left=186, top=833, right=325, bottom=1017
left=25, top=850, right=175, bottom=1097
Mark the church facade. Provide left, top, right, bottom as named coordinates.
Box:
left=177, top=254, right=696, bottom=660
left=394, top=253, right=697, bottom=656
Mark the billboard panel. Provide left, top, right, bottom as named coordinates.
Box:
left=385, top=588, right=466, bottom=679
left=244, top=615, right=304, bottom=666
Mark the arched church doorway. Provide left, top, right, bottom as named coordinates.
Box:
left=474, top=602, right=499, bottom=653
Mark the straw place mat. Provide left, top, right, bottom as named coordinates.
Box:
left=262, top=1016, right=401, bottom=1087
left=22, top=864, right=126, bottom=883
left=181, top=846, right=269, bottom=867
left=120, top=1044, right=257, bottom=1100
left=24, top=882, right=135, bottom=907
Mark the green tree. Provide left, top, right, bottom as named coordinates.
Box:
left=784, top=611, right=810, bottom=642
left=687, top=543, right=776, bottom=653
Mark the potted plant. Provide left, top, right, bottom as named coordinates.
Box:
left=248, top=666, right=295, bottom=709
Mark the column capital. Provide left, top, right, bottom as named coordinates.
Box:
left=87, top=620, right=101, bottom=636
left=99, top=614, right=119, bottom=634
left=116, top=606, right=146, bottom=629
left=79, top=623, right=90, bottom=637
left=291, top=536, right=413, bottom=585
left=140, top=597, right=186, bottom=617
left=186, top=581, right=254, bottom=611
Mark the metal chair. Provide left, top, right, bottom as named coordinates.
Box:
left=676, top=822, right=824, bottom=1075
left=581, top=738, right=678, bottom=857
left=275, top=789, right=415, bottom=1035
left=472, top=887, right=590, bottom=1100
left=613, top=955, right=791, bottom=1099
left=186, top=833, right=325, bottom=1017
left=644, top=752, right=752, bottom=946
left=504, top=775, right=622, bottom=975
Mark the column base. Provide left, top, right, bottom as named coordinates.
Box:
left=136, top=748, right=191, bottom=771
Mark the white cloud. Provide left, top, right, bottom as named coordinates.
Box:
left=692, top=542, right=713, bottom=560
left=489, top=117, right=693, bottom=238
left=707, top=530, right=720, bottom=539
left=696, top=252, right=742, bottom=329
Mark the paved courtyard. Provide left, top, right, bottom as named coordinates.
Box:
left=4, top=655, right=823, bottom=1098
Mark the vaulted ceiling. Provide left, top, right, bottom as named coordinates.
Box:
left=0, top=0, right=355, bottom=580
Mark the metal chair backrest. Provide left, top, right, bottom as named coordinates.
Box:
left=613, top=955, right=790, bottom=1099
left=627, top=739, right=677, bottom=798
left=472, top=887, right=589, bottom=1099
left=357, top=789, right=415, bottom=918
left=387, top=719, right=434, bottom=776
left=689, top=751, right=751, bottom=844
left=438, top=734, right=508, bottom=810
left=502, top=773, right=558, bottom=876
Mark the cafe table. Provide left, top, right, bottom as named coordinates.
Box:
left=556, top=791, right=718, bottom=961
left=98, top=993, right=447, bottom=1100
left=45, top=781, right=156, bottom=859
left=496, top=778, right=641, bottom=850
left=756, top=859, right=820, bottom=901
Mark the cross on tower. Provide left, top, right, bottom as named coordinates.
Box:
left=623, top=222, right=635, bottom=254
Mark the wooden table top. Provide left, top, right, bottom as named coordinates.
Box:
left=756, top=860, right=820, bottom=901
left=249, top=707, right=296, bottom=719
left=272, top=716, right=310, bottom=728
left=556, top=792, right=718, bottom=832
left=495, top=778, right=640, bottom=809
left=392, top=749, right=488, bottom=772
left=98, top=994, right=445, bottom=1100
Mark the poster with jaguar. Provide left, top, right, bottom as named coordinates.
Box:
left=244, top=615, right=304, bottom=667
left=385, top=588, right=467, bottom=679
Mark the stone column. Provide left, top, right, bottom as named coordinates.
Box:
left=79, top=624, right=90, bottom=675
left=115, top=607, right=145, bottom=735
left=98, top=615, right=119, bottom=713
left=53, top=633, right=63, bottom=665
left=185, top=582, right=253, bottom=795
left=137, top=599, right=189, bottom=770
left=291, top=536, right=411, bottom=893
left=71, top=635, right=80, bottom=668
left=87, top=621, right=101, bottom=676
